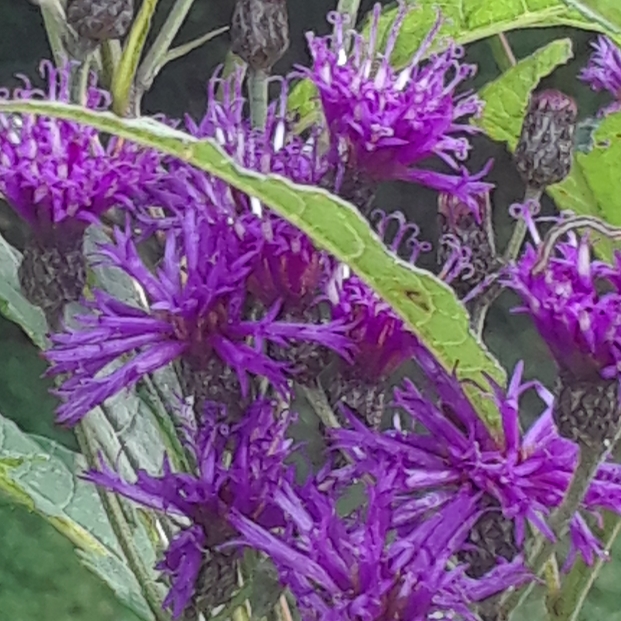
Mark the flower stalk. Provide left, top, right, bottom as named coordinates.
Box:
left=500, top=424, right=621, bottom=620
left=74, top=422, right=171, bottom=621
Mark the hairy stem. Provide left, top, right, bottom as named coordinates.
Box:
left=75, top=423, right=170, bottom=621
left=547, top=511, right=621, bottom=621
left=39, top=1, right=68, bottom=66
left=248, top=68, right=269, bottom=129
left=298, top=382, right=342, bottom=430
left=470, top=186, right=542, bottom=335
left=500, top=424, right=621, bottom=620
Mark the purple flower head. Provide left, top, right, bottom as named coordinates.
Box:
left=0, top=61, right=161, bottom=239
left=329, top=274, right=419, bottom=383
left=44, top=209, right=354, bottom=425
left=326, top=210, right=430, bottom=383
left=241, top=211, right=336, bottom=313
left=86, top=399, right=296, bottom=618
left=302, top=2, right=493, bottom=211
left=579, top=35, right=621, bottom=116
left=145, top=68, right=328, bottom=225
left=228, top=471, right=530, bottom=621
left=334, top=341, right=621, bottom=570
left=504, top=212, right=621, bottom=382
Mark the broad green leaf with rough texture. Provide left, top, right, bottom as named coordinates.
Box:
left=576, top=112, right=621, bottom=230
left=0, top=233, right=48, bottom=348
left=561, top=0, right=621, bottom=34
left=0, top=413, right=157, bottom=620
left=367, top=0, right=621, bottom=69
left=288, top=0, right=621, bottom=117
left=474, top=40, right=621, bottom=261
left=474, top=39, right=574, bottom=151
left=0, top=100, right=506, bottom=429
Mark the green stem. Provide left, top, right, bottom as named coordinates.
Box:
left=503, top=185, right=542, bottom=262
left=336, top=0, right=361, bottom=24
left=470, top=186, right=542, bottom=335
left=70, top=57, right=93, bottom=106
left=100, top=40, right=123, bottom=91
left=112, top=0, right=161, bottom=116
left=136, top=375, right=193, bottom=472
left=248, top=68, right=269, bottom=129
left=40, top=3, right=68, bottom=66
left=136, top=0, right=196, bottom=101
left=488, top=32, right=516, bottom=72
left=75, top=423, right=170, bottom=621
left=500, top=426, right=621, bottom=620
left=547, top=511, right=621, bottom=621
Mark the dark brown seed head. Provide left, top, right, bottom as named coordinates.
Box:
left=66, top=0, right=134, bottom=42
left=514, top=89, right=578, bottom=189
left=230, top=0, right=290, bottom=72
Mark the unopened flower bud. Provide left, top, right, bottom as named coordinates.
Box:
left=66, top=0, right=134, bottom=43
left=514, top=90, right=578, bottom=189
left=230, top=0, right=290, bottom=71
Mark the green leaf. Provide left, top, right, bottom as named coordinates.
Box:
left=367, top=0, right=621, bottom=70
left=474, top=39, right=621, bottom=261
left=111, top=0, right=159, bottom=115
left=0, top=100, right=506, bottom=429
left=561, top=0, right=621, bottom=34
left=288, top=0, right=621, bottom=118
left=474, top=38, right=574, bottom=151
left=574, top=111, right=621, bottom=229
left=0, top=233, right=48, bottom=348
left=0, top=413, right=157, bottom=620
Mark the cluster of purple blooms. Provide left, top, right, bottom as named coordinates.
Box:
left=3, top=3, right=621, bottom=620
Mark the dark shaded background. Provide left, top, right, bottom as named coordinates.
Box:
left=0, top=1, right=615, bottom=619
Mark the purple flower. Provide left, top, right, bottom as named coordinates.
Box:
left=326, top=209, right=430, bottom=383
left=86, top=399, right=295, bottom=618
left=302, top=2, right=492, bottom=210
left=579, top=35, right=621, bottom=116
left=0, top=61, right=161, bottom=238
left=505, top=230, right=621, bottom=382
left=145, top=68, right=328, bottom=224
left=329, top=275, right=418, bottom=383
left=334, top=344, right=621, bottom=570
left=45, top=209, right=354, bottom=425
left=241, top=211, right=336, bottom=313
left=228, top=471, right=530, bottom=621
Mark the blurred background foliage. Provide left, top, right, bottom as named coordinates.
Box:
left=0, top=0, right=619, bottom=619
